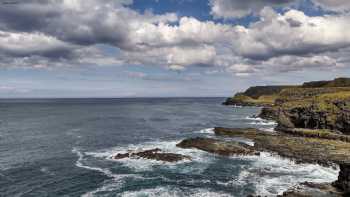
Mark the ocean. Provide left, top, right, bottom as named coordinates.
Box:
left=0, top=98, right=338, bottom=197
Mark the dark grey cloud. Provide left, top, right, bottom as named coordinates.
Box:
left=0, top=0, right=132, bottom=49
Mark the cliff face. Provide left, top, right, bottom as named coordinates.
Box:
left=268, top=90, right=350, bottom=134
left=224, top=77, right=350, bottom=135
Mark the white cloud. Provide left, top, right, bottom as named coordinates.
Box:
left=231, top=8, right=350, bottom=60
left=209, top=0, right=296, bottom=18
left=312, top=0, right=350, bottom=12
left=0, top=0, right=349, bottom=75
left=0, top=31, right=74, bottom=58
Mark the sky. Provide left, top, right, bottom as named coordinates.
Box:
left=0, top=0, right=350, bottom=98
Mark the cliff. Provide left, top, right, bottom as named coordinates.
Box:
left=302, top=77, right=350, bottom=88
left=224, top=78, right=350, bottom=135
left=222, top=77, right=350, bottom=194
left=224, top=77, right=350, bottom=108
left=223, top=85, right=295, bottom=106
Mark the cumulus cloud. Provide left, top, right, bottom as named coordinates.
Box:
left=0, top=31, right=74, bottom=59
left=312, top=0, right=350, bottom=12
left=233, top=8, right=350, bottom=60
left=209, top=0, right=350, bottom=19
left=262, top=55, right=340, bottom=72
left=209, top=0, right=296, bottom=18
left=0, top=0, right=349, bottom=75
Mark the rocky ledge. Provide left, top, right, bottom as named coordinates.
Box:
left=113, top=148, right=191, bottom=162
left=176, top=137, right=259, bottom=156
left=280, top=182, right=343, bottom=197
left=176, top=127, right=350, bottom=196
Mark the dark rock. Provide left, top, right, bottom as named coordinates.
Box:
left=276, top=111, right=295, bottom=129
left=113, top=148, right=190, bottom=162
left=274, top=101, right=350, bottom=134
left=281, top=182, right=343, bottom=197
left=275, top=127, right=350, bottom=142
left=258, top=107, right=279, bottom=120
left=333, top=163, right=350, bottom=193
left=176, top=137, right=258, bottom=156
left=214, top=127, right=262, bottom=136
left=113, top=153, right=130, bottom=159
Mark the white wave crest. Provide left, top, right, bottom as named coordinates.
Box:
left=233, top=152, right=339, bottom=196
left=196, top=128, right=215, bottom=134
left=84, top=140, right=213, bottom=172
left=119, top=187, right=231, bottom=197
left=245, top=116, right=277, bottom=126
left=260, top=127, right=275, bottom=132
left=72, top=147, right=122, bottom=179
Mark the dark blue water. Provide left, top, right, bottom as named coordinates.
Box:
left=0, top=98, right=337, bottom=197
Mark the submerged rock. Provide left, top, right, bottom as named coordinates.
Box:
left=113, top=148, right=191, bottom=162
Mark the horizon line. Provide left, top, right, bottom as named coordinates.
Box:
left=0, top=96, right=228, bottom=100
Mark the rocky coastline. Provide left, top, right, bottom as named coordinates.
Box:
left=221, top=77, right=350, bottom=196
left=112, top=78, right=350, bottom=196
left=176, top=127, right=350, bottom=196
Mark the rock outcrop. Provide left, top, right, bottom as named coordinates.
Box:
left=174, top=126, right=350, bottom=195
left=333, top=163, right=350, bottom=193
left=258, top=106, right=280, bottom=120
left=113, top=148, right=191, bottom=162
left=224, top=78, right=350, bottom=135
left=176, top=137, right=259, bottom=156
left=272, top=90, right=350, bottom=134
left=281, top=182, right=343, bottom=197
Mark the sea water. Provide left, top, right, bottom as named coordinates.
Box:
left=0, top=98, right=338, bottom=196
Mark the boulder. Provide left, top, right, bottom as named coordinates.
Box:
left=333, top=163, right=350, bottom=193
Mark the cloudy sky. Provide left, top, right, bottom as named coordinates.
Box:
left=0, top=0, right=350, bottom=98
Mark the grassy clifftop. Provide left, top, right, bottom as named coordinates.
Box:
left=224, top=77, right=350, bottom=107
left=302, top=77, right=350, bottom=88
left=243, top=85, right=296, bottom=99
left=223, top=86, right=292, bottom=106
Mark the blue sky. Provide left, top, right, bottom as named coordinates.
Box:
left=0, top=0, right=349, bottom=98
